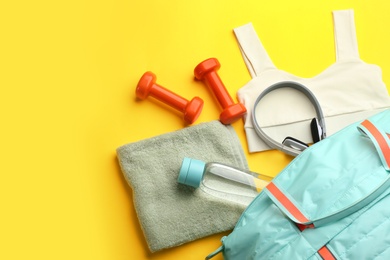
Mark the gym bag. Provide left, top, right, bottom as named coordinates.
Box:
left=207, top=109, right=390, bottom=260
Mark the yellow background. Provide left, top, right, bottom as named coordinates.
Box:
left=1, top=0, right=390, bottom=259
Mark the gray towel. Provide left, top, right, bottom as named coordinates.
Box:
left=116, top=120, right=248, bottom=252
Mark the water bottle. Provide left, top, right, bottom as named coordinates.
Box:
left=177, top=157, right=271, bottom=206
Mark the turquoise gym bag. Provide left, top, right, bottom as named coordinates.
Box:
left=207, top=109, right=390, bottom=260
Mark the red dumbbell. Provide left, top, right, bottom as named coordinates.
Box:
left=194, top=58, right=246, bottom=125
left=136, top=71, right=204, bottom=124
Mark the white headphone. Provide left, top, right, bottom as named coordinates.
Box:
left=252, top=81, right=327, bottom=157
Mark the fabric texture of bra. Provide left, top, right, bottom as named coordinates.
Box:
left=234, top=9, right=390, bottom=153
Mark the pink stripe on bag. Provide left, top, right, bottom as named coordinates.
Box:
left=267, top=182, right=310, bottom=224
left=361, top=120, right=390, bottom=167
left=318, top=246, right=336, bottom=260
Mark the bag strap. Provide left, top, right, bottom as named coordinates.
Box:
left=357, top=119, right=390, bottom=171
left=205, top=245, right=224, bottom=260
left=265, top=119, right=390, bottom=228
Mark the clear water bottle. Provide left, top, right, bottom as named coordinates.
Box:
left=177, top=157, right=271, bottom=206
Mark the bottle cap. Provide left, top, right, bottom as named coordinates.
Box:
left=177, top=157, right=206, bottom=188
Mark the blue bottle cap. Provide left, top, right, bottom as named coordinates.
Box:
left=177, top=157, right=206, bottom=188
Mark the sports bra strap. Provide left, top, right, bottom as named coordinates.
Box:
left=233, top=23, right=276, bottom=78
left=333, top=9, right=360, bottom=61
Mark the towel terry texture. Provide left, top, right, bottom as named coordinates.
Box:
left=116, top=120, right=248, bottom=252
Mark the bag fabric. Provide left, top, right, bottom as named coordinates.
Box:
left=234, top=10, right=390, bottom=153
left=208, top=109, right=390, bottom=259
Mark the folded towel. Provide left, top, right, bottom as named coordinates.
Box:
left=116, top=120, right=248, bottom=252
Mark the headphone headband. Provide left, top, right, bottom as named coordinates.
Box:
left=252, top=81, right=326, bottom=156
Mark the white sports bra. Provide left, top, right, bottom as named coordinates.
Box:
left=234, top=9, right=390, bottom=153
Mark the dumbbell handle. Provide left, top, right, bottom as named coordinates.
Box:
left=149, top=83, right=188, bottom=112
left=202, top=71, right=234, bottom=109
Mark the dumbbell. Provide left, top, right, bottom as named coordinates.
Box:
left=136, top=71, right=204, bottom=124
left=194, top=58, right=246, bottom=125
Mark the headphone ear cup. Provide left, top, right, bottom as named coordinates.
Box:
left=282, top=137, right=309, bottom=151
left=310, top=118, right=322, bottom=143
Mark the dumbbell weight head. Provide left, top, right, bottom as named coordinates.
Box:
left=136, top=72, right=156, bottom=100
left=194, top=58, right=220, bottom=81
left=184, top=97, right=204, bottom=124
